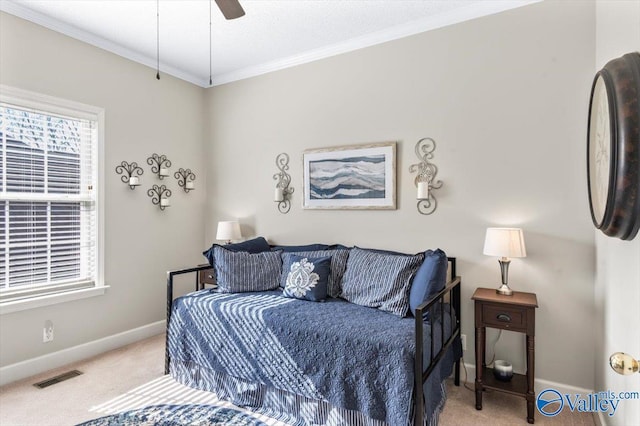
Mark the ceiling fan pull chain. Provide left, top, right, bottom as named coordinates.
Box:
left=156, top=0, right=160, bottom=80
left=209, top=0, right=213, bottom=86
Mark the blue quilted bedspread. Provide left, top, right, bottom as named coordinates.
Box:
left=168, top=290, right=458, bottom=426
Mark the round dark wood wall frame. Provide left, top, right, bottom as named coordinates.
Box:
left=587, top=52, right=640, bottom=241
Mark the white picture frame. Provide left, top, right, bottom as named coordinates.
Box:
left=302, top=142, right=396, bottom=210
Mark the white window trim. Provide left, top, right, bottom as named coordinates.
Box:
left=0, top=84, right=106, bottom=314
left=0, top=285, right=109, bottom=315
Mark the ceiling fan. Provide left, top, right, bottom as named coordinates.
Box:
left=214, top=0, right=245, bottom=20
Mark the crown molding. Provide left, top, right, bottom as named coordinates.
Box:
left=213, top=0, right=540, bottom=86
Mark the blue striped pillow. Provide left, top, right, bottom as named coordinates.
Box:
left=278, top=249, right=350, bottom=298
left=202, top=237, right=272, bottom=282
left=213, top=246, right=282, bottom=293
left=341, top=247, right=425, bottom=317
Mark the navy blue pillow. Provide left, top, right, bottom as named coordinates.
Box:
left=203, top=236, right=271, bottom=266
left=409, top=249, right=448, bottom=316
left=278, top=249, right=350, bottom=298
left=282, top=254, right=331, bottom=302
left=271, top=243, right=330, bottom=252
left=326, top=244, right=351, bottom=250
left=271, top=243, right=352, bottom=252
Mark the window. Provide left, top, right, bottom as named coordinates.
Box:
left=0, top=86, right=104, bottom=310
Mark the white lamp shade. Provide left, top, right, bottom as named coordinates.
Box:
left=216, top=221, right=242, bottom=242
left=483, top=228, right=526, bottom=258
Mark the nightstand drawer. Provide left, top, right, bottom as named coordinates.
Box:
left=482, top=304, right=526, bottom=331
left=199, top=268, right=216, bottom=286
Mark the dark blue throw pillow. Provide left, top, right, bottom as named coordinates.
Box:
left=282, top=254, right=331, bottom=302
left=409, top=249, right=448, bottom=316
left=278, top=249, right=350, bottom=298
left=271, top=243, right=330, bottom=252
left=271, top=243, right=352, bottom=253
left=202, top=237, right=271, bottom=266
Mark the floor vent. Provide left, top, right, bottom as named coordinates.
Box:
left=33, top=370, right=83, bottom=389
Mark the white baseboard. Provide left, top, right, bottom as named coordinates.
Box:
left=0, top=320, right=166, bottom=386
left=458, top=362, right=595, bottom=397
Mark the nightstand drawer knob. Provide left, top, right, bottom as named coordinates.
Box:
left=497, top=313, right=511, bottom=322
left=208, top=274, right=213, bottom=279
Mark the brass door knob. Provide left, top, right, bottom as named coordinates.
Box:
left=609, top=352, right=639, bottom=375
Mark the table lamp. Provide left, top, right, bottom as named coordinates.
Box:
left=483, top=227, right=526, bottom=296
left=216, top=221, right=241, bottom=244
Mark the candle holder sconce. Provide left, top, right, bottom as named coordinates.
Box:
left=273, top=153, right=294, bottom=214
left=409, top=137, right=443, bottom=215
left=115, top=161, right=144, bottom=189
left=174, top=168, right=196, bottom=193
left=147, top=153, right=171, bottom=179
left=147, top=184, right=172, bottom=211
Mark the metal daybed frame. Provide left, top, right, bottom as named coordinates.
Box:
left=164, top=257, right=462, bottom=426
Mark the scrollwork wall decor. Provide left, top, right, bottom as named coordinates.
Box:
left=273, top=153, right=294, bottom=214
left=147, top=184, right=172, bottom=210
left=408, top=137, right=443, bottom=215
left=174, top=168, right=196, bottom=193
left=115, top=161, right=144, bottom=189
left=147, top=153, right=171, bottom=179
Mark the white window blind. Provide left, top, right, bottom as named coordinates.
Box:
left=0, top=99, right=99, bottom=303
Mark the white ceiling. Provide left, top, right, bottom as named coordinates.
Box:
left=1, top=0, right=538, bottom=87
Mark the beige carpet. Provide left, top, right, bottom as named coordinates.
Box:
left=0, top=333, right=595, bottom=426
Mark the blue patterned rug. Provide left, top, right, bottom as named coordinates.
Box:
left=77, top=404, right=268, bottom=426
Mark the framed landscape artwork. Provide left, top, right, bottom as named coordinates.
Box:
left=302, top=142, right=396, bottom=209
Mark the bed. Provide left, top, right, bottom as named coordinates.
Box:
left=164, top=250, right=461, bottom=426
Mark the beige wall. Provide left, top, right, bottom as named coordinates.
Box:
left=0, top=12, right=207, bottom=367
left=207, top=0, right=597, bottom=389
left=594, top=2, right=640, bottom=425
left=0, top=0, right=607, bottom=394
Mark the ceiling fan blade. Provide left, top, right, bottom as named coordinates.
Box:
left=215, top=0, right=245, bottom=20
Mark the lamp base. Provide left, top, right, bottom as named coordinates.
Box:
left=496, top=284, right=513, bottom=296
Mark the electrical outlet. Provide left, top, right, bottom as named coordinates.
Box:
left=461, top=334, right=467, bottom=351
left=43, top=320, right=54, bottom=343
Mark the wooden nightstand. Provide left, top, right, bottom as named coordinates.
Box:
left=472, top=287, right=538, bottom=424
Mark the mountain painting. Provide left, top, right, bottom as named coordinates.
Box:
left=309, top=155, right=386, bottom=200
left=303, top=142, right=396, bottom=209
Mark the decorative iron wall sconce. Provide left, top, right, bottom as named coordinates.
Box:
left=273, top=153, right=294, bottom=214
left=409, top=137, right=443, bottom=215
left=147, top=184, right=172, bottom=210
left=147, top=153, right=171, bottom=179
left=174, top=168, right=196, bottom=193
left=115, top=161, right=144, bottom=189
